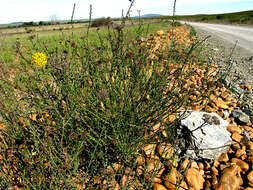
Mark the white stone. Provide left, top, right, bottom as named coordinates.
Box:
left=178, top=110, right=232, bottom=160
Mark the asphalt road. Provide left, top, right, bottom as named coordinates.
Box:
left=183, top=22, right=253, bottom=54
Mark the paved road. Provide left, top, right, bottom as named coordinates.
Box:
left=182, top=22, right=253, bottom=54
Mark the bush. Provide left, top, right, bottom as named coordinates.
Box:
left=216, top=15, right=224, bottom=20
left=91, top=17, right=111, bottom=27
left=0, top=22, right=212, bottom=188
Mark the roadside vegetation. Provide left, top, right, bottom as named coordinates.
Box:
left=0, top=3, right=224, bottom=189
left=155, top=10, right=253, bottom=25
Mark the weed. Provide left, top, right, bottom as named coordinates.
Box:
left=0, top=4, right=216, bottom=190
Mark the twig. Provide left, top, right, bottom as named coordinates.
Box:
left=71, top=3, right=76, bottom=38
left=219, top=40, right=238, bottom=82
left=171, top=0, right=177, bottom=47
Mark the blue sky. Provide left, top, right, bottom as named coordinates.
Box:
left=0, top=0, right=252, bottom=24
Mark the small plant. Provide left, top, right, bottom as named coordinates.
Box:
left=0, top=2, right=216, bottom=189
left=31, top=52, right=47, bottom=67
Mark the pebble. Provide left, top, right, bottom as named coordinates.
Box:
left=231, top=158, right=249, bottom=172
left=232, top=110, right=250, bottom=124
left=216, top=165, right=243, bottom=190
left=142, top=144, right=156, bottom=157
left=211, top=166, right=219, bottom=176
left=248, top=171, right=253, bottom=186
left=146, top=158, right=163, bottom=173
left=247, top=157, right=253, bottom=163
left=219, top=164, right=228, bottom=171
left=164, top=167, right=178, bottom=189
left=247, top=141, right=253, bottom=150
left=185, top=168, right=205, bottom=190
left=235, top=146, right=246, bottom=158
left=232, top=141, right=241, bottom=150
left=153, top=183, right=167, bottom=190
left=198, top=162, right=204, bottom=170
left=156, top=143, right=174, bottom=159
left=227, top=125, right=243, bottom=134
left=136, top=156, right=145, bottom=166
left=180, top=159, right=190, bottom=170
left=231, top=132, right=243, bottom=143
left=191, top=161, right=199, bottom=169
left=217, top=153, right=229, bottom=162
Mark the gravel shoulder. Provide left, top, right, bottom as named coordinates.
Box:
left=184, top=22, right=253, bottom=120
left=185, top=22, right=253, bottom=87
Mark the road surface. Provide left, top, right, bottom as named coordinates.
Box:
left=183, top=22, right=253, bottom=54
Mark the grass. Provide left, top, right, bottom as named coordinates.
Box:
left=0, top=18, right=218, bottom=189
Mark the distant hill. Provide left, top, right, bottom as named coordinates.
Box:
left=141, top=14, right=165, bottom=18
left=10, top=22, right=24, bottom=25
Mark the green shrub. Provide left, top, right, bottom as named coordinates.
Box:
left=91, top=17, right=111, bottom=27
left=0, top=22, right=210, bottom=189
left=216, top=15, right=224, bottom=20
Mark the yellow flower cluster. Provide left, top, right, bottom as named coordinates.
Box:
left=31, top=52, right=47, bottom=67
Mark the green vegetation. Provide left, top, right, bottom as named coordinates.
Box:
left=147, top=10, right=253, bottom=25
left=0, top=17, right=215, bottom=189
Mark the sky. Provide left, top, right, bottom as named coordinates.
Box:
left=0, top=0, right=253, bottom=24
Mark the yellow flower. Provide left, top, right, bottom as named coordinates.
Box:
left=31, top=52, right=47, bottom=67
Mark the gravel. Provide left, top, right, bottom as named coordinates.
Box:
left=193, top=26, right=253, bottom=121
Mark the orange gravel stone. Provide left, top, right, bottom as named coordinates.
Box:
left=231, top=158, right=249, bottom=172
left=232, top=132, right=244, bottom=143
left=153, top=183, right=167, bottom=190
left=185, top=168, right=205, bottom=190
left=227, top=125, right=243, bottom=134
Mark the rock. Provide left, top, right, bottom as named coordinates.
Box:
left=222, top=111, right=230, bottom=119
left=211, top=166, right=219, bottom=176
left=227, top=125, right=243, bottom=134
left=228, top=147, right=235, bottom=154
left=164, top=167, right=178, bottom=189
left=198, top=162, right=204, bottom=170
left=180, top=159, right=190, bottom=170
left=178, top=181, right=188, bottom=190
left=157, top=143, right=174, bottom=159
left=231, top=158, right=249, bottom=172
left=213, top=160, right=220, bottom=167
left=213, top=97, right=229, bottom=109
left=145, top=158, right=163, bottom=173
left=219, top=164, right=228, bottom=171
left=247, top=170, right=253, bottom=185
left=142, top=144, right=156, bottom=157
left=178, top=111, right=231, bottom=160
left=212, top=175, right=218, bottom=185
left=231, top=132, right=243, bottom=143
left=136, top=155, right=145, bottom=166
left=248, top=157, right=253, bottom=163
left=232, top=141, right=241, bottom=150
left=244, top=126, right=253, bottom=133
left=215, top=165, right=243, bottom=190
left=217, top=153, right=229, bottom=163
left=235, top=146, right=246, bottom=158
left=191, top=161, right=199, bottom=169
left=165, top=159, right=178, bottom=168
left=232, top=110, right=250, bottom=124
left=204, top=180, right=212, bottom=189
left=247, top=141, right=253, bottom=150
left=185, top=168, right=205, bottom=190
left=204, top=161, right=211, bottom=170
left=153, top=183, right=167, bottom=190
